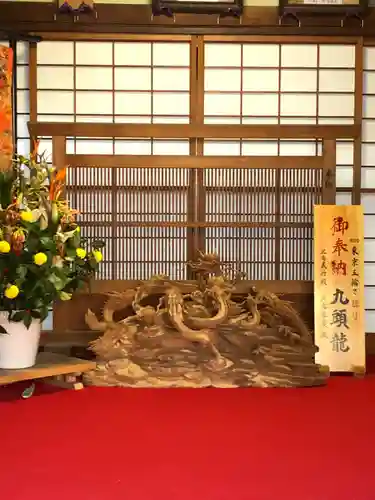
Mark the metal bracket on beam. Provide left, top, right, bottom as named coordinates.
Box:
left=340, top=12, right=364, bottom=28
left=151, top=7, right=174, bottom=20
left=53, top=1, right=98, bottom=22
left=278, top=12, right=301, bottom=27
left=216, top=8, right=242, bottom=24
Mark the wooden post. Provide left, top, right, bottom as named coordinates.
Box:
left=52, top=136, right=67, bottom=199
left=353, top=38, right=363, bottom=206
left=322, top=138, right=336, bottom=205
left=52, top=136, right=66, bottom=171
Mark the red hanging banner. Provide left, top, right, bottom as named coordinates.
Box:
left=0, top=45, right=13, bottom=172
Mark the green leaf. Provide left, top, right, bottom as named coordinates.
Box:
left=16, top=264, right=28, bottom=279
left=48, top=273, right=68, bottom=291
left=15, top=278, right=25, bottom=289
left=52, top=268, right=72, bottom=286
left=22, top=384, right=35, bottom=399
left=92, top=240, right=105, bottom=249
left=66, top=247, right=76, bottom=260
left=32, top=298, right=44, bottom=310
left=39, top=213, right=49, bottom=231
left=71, top=232, right=81, bottom=248
left=0, top=325, right=8, bottom=334
left=39, top=307, right=49, bottom=322
left=12, top=311, right=25, bottom=322
left=26, top=234, right=40, bottom=252
left=40, top=237, right=56, bottom=250
left=88, top=257, right=98, bottom=270
left=24, top=314, right=32, bottom=329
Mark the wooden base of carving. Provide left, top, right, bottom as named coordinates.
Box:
left=352, top=365, right=366, bottom=378
left=43, top=373, right=84, bottom=390
left=84, top=253, right=329, bottom=389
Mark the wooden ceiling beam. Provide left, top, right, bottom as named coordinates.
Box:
left=0, top=2, right=375, bottom=36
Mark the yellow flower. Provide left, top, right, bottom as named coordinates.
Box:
left=0, top=241, right=10, bottom=253
left=92, top=250, right=103, bottom=263
left=34, top=252, right=48, bottom=266
left=20, top=211, right=33, bottom=223
left=75, top=226, right=80, bottom=233
left=76, top=248, right=86, bottom=259
left=5, top=285, right=19, bottom=299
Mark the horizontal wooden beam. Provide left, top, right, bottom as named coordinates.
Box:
left=77, top=221, right=313, bottom=228
left=0, top=3, right=375, bottom=36
left=40, top=33, right=360, bottom=43
left=28, top=122, right=361, bottom=139
left=66, top=154, right=324, bottom=169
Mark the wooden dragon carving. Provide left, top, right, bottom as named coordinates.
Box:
left=84, top=253, right=328, bottom=388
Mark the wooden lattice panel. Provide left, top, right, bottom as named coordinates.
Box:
left=66, top=165, right=189, bottom=280
left=204, top=167, right=323, bottom=280
left=64, top=158, right=327, bottom=282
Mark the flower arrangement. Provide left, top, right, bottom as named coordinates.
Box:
left=0, top=150, right=104, bottom=328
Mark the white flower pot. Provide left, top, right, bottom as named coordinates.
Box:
left=0, top=313, right=41, bottom=369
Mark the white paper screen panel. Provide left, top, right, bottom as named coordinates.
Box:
left=36, top=41, right=191, bottom=160
left=17, top=53, right=30, bottom=156
left=204, top=42, right=355, bottom=283
left=362, top=47, right=375, bottom=333
left=36, top=41, right=190, bottom=125
left=203, top=43, right=355, bottom=189
left=36, top=40, right=191, bottom=281
left=204, top=43, right=355, bottom=123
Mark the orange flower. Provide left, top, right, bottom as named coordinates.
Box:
left=12, top=229, right=25, bottom=243
left=11, top=229, right=25, bottom=253
left=31, top=139, right=39, bottom=160
left=49, top=167, right=66, bottom=201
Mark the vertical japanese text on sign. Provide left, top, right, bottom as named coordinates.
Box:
left=314, top=206, right=365, bottom=372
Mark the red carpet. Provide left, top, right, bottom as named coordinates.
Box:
left=1, top=377, right=375, bottom=500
